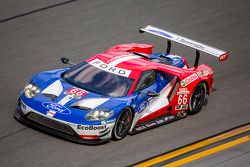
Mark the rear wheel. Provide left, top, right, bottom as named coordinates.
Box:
left=112, top=108, right=133, bottom=140
left=188, top=83, right=206, bottom=115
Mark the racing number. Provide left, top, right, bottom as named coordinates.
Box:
left=178, top=94, right=187, bottom=105
left=67, top=88, right=87, bottom=97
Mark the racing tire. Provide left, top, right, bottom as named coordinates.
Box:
left=188, top=83, right=206, bottom=115
left=112, top=108, right=133, bottom=140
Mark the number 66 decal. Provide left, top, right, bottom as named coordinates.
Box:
left=178, top=94, right=188, bottom=105
left=66, top=87, right=88, bottom=98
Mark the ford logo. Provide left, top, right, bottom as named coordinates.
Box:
left=138, top=101, right=148, bottom=113
left=148, top=29, right=172, bottom=38
left=42, top=102, right=71, bottom=114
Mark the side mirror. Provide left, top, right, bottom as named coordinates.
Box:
left=60, top=57, right=76, bottom=66
left=61, top=57, right=69, bottom=64
left=147, top=90, right=159, bottom=97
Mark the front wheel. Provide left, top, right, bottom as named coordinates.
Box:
left=112, top=108, right=133, bottom=140
left=188, top=83, right=206, bottom=115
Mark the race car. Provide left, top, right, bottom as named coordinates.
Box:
left=15, top=25, right=228, bottom=144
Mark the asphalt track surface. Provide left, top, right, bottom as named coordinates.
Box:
left=0, top=0, right=249, bottom=167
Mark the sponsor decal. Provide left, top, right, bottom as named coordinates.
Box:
left=175, top=105, right=181, bottom=110
left=175, top=104, right=188, bottom=110
left=182, top=104, right=188, bottom=109
left=196, top=71, right=203, bottom=77
left=181, top=73, right=199, bottom=87
left=135, top=125, right=147, bottom=131
left=178, top=94, right=188, bottom=105
left=178, top=38, right=205, bottom=50
left=148, top=29, right=172, bottom=38
left=134, top=115, right=175, bottom=132
left=89, top=58, right=131, bottom=77
left=42, top=102, right=71, bottom=114
left=156, top=119, right=164, bottom=124
left=177, top=88, right=190, bottom=95
left=46, top=110, right=56, bottom=117
left=66, top=87, right=88, bottom=99
left=181, top=70, right=211, bottom=87
left=196, top=70, right=211, bottom=77
left=136, top=97, right=157, bottom=114
left=138, top=101, right=148, bottom=113
left=177, top=111, right=187, bottom=118
left=148, top=97, right=157, bottom=104
left=77, top=125, right=106, bottom=131
left=146, top=122, right=156, bottom=128
left=106, top=119, right=116, bottom=124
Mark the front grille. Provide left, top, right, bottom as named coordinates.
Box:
left=27, top=112, right=75, bottom=135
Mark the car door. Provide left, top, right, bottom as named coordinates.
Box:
left=129, top=70, right=176, bottom=130
left=133, top=70, right=176, bottom=115
left=132, top=70, right=161, bottom=113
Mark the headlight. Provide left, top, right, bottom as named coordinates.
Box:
left=24, top=83, right=40, bottom=98
left=86, top=109, right=114, bottom=121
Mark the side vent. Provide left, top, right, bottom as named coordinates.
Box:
left=168, top=79, right=180, bottom=102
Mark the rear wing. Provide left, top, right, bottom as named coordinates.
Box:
left=139, top=25, right=229, bottom=65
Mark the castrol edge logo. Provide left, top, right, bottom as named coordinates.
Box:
left=89, top=58, right=131, bottom=77
left=181, top=73, right=198, bottom=87
left=181, top=70, right=211, bottom=87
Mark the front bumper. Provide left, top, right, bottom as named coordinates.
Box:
left=14, top=105, right=111, bottom=145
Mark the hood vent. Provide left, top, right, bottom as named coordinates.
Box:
left=42, top=80, right=63, bottom=101
left=71, top=98, right=109, bottom=110
left=43, top=93, right=57, bottom=101
left=71, top=106, right=92, bottom=110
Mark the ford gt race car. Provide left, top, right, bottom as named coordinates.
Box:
left=15, top=25, right=229, bottom=144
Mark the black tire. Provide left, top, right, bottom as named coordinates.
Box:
left=112, top=108, right=133, bottom=140
left=188, top=83, right=206, bottom=115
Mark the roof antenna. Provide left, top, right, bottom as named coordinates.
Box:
left=166, top=40, right=171, bottom=54
left=194, top=50, right=200, bottom=67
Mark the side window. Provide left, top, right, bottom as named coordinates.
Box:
left=134, top=70, right=156, bottom=92
left=161, top=72, right=174, bottom=81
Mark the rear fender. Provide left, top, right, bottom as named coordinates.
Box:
left=170, top=64, right=213, bottom=114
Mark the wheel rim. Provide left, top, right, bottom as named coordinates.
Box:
left=191, top=85, right=205, bottom=111
left=116, top=110, right=132, bottom=137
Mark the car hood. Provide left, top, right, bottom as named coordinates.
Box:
left=22, top=69, right=130, bottom=124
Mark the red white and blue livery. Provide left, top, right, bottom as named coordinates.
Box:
left=15, top=25, right=229, bottom=144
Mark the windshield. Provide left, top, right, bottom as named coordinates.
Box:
left=62, top=62, right=134, bottom=97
